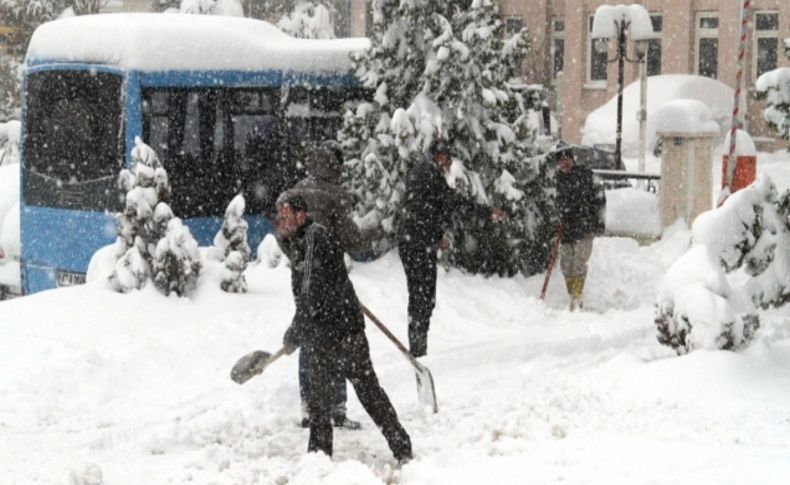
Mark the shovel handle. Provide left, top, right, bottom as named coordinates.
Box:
left=359, top=303, right=412, bottom=358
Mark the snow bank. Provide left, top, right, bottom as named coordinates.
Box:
left=26, top=14, right=368, bottom=73
left=605, top=187, right=660, bottom=236
left=582, top=75, right=733, bottom=157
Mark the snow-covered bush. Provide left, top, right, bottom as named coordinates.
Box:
left=653, top=175, right=790, bottom=353
left=152, top=217, right=202, bottom=297
left=339, top=0, right=552, bottom=276
left=256, top=234, right=285, bottom=268
left=655, top=245, right=758, bottom=355
left=0, top=120, right=20, bottom=166
left=111, top=138, right=200, bottom=296
left=213, top=194, right=250, bottom=293
left=755, top=39, right=790, bottom=146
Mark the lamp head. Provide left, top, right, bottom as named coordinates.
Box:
left=594, top=38, right=610, bottom=54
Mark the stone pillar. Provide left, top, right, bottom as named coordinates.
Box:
left=658, top=132, right=715, bottom=229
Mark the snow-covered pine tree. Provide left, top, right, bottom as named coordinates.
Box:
left=277, top=1, right=335, bottom=38
left=339, top=0, right=551, bottom=275
left=112, top=138, right=201, bottom=296
left=755, top=39, right=790, bottom=146
left=0, top=0, right=65, bottom=118
left=179, top=0, right=243, bottom=16
left=651, top=176, right=790, bottom=354
left=213, top=194, right=250, bottom=293
left=112, top=138, right=171, bottom=292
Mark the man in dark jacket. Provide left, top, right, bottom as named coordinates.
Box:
left=276, top=193, right=412, bottom=462
left=397, top=139, right=505, bottom=357
left=278, top=141, right=381, bottom=430
left=554, top=147, right=606, bottom=311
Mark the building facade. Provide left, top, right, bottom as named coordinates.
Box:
left=499, top=0, right=790, bottom=148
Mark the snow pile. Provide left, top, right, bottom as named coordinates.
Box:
left=582, top=75, right=733, bottom=157
left=654, top=175, right=790, bottom=353
left=654, top=99, right=720, bottom=135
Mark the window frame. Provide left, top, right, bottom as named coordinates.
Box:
left=645, top=14, right=662, bottom=76
left=752, top=10, right=779, bottom=80
left=587, top=15, right=608, bottom=86
left=551, top=18, right=565, bottom=82
left=695, top=12, right=719, bottom=79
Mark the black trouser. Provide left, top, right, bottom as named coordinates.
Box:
left=398, top=241, right=437, bottom=357
left=306, top=331, right=412, bottom=461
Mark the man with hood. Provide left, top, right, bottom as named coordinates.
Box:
left=277, top=140, right=381, bottom=429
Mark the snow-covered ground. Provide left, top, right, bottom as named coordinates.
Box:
left=2, top=218, right=790, bottom=484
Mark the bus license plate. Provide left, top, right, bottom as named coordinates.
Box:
left=56, top=271, right=86, bottom=287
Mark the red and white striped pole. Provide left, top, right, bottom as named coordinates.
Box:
left=721, top=0, right=751, bottom=205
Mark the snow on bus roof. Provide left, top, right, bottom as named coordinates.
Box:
left=26, top=13, right=369, bottom=73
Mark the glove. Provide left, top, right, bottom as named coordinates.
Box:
left=283, top=324, right=301, bottom=351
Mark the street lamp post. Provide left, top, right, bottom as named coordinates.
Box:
left=592, top=5, right=653, bottom=171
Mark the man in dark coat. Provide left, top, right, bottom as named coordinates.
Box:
left=278, top=141, right=381, bottom=430
left=276, top=193, right=412, bottom=463
left=554, top=147, right=606, bottom=311
left=397, top=139, right=505, bottom=357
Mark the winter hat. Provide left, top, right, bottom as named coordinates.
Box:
left=554, top=146, right=574, bottom=162
left=428, top=138, right=451, bottom=157
left=276, top=192, right=308, bottom=213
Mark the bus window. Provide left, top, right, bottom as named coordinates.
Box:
left=143, top=87, right=302, bottom=217
left=23, top=71, right=123, bottom=211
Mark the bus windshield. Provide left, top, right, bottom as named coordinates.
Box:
left=23, top=70, right=123, bottom=211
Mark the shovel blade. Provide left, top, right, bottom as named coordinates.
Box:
left=230, top=350, right=271, bottom=385
left=413, top=362, right=438, bottom=413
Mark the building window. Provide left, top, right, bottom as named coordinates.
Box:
left=753, top=11, right=778, bottom=79
left=588, top=16, right=608, bottom=83
left=695, top=13, right=719, bottom=79
left=646, top=14, right=662, bottom=76
left=551, top=19, right=564, bottom=79
left=504, top=16, right=524, bottom=35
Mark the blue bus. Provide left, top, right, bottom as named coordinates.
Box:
left=20, top=13, right=368, bottom=294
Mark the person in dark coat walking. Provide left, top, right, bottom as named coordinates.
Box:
left=278, top=141, right=381, bottom=430
left=276, top=193, right=412, bottom=462
left=554, top=147, right=606, bottom=310
left=397, top=139, right=505, bottom=357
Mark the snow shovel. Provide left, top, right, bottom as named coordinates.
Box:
left=230, top=347, right=288, bottom=385
left=540, top=224, right=563, bottom=300
left=359, top=303, right=438, bottom=414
